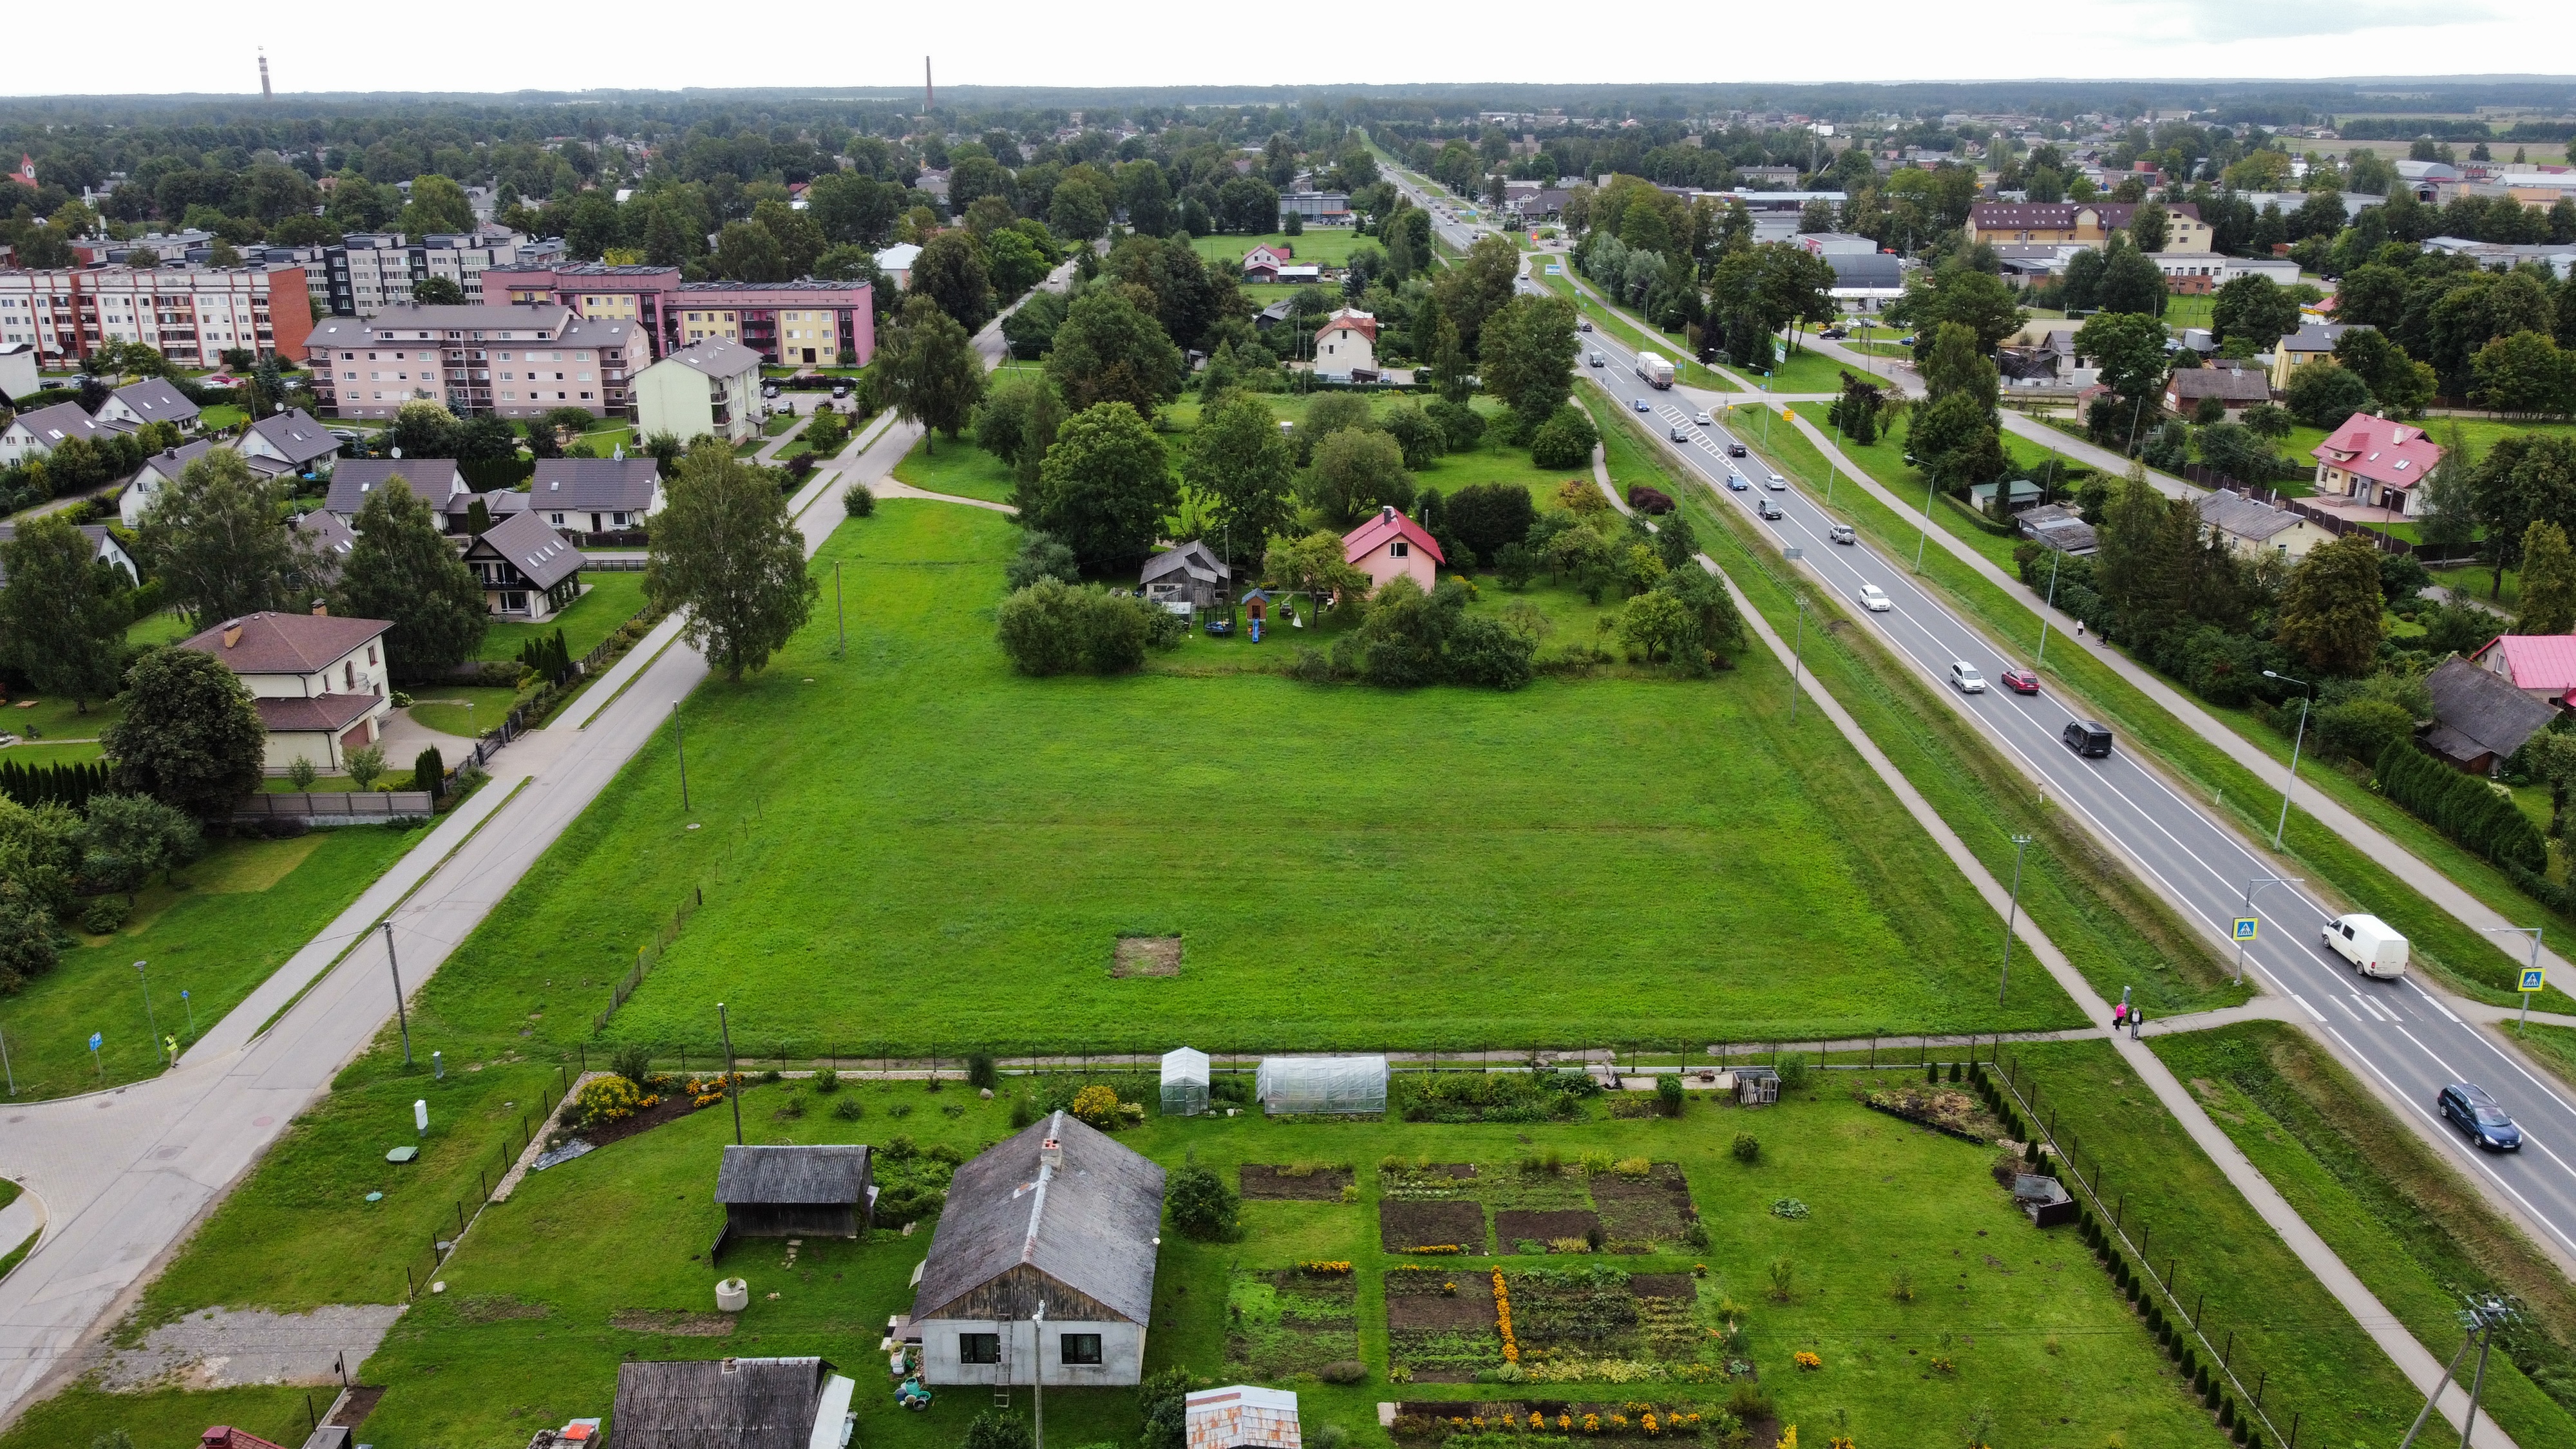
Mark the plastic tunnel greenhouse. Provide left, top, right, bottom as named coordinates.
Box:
left=1256, top=1054, right=1388, bottom=1116
left=1160, top=1047, right=1211, bottom=1117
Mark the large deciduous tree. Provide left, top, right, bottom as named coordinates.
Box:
left=877, top=295, right=987, bottom=451
left=2273, top=534, right=2388, bottom=675
left=136, top=449, right=306, bottom=626
left=1031, top=402, right=1179, bottom=572
left=1182, top=392, right=1298, bottom=568
left=645, top=444, right=819, bottom=679
left=1045, top=289, right=1183, bottom=415
left=0, top=514, right=131, bottom=712
left=1477, top=294, right=1580, bottom=435
left=908, top=231, right=995, bottom=334
left=331, top=478, right=488, bottom=674
left=100, top=648, right=266, bottom=820
left=2518, top=521, right=2576, bottom=634
left=2210, top=274, right=2300, bottom=354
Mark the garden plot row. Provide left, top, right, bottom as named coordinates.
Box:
left=1374, top=1160, right=1699, bottom=1255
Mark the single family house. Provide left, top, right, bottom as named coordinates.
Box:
left=95, top=378, right=201, bottom=433
left=2197, top=488, right=2322, bottom=558
left=0, top=400, right=112, bottom=466
left=2270, top=322, right=2361, bottom=392
left=2422, top=654, right=2557, bottom=775
left=611, top=1357, right=857, bottom=1449
left=292, top=508, right=358, bottom=587
left=119, top=439, right=222, bottom=526
left=2471, top=634, right=2576, bottom=706
left=460, top=509, right=583, bottom=620
left=2163, top=365, right=2271, bottom=415
left=2312, top=412, right=2441, bottom=516
left=1341, top=505, right=1443, bottom=593
left=180, top=608, right=395, bottom=773
left=325, top=458, right=469, bottom=522
left=527, top=457, right=663, bottom=536
left=1186, top=1386, right=1302, bottom=1449
left=907, top=1112, right=1164, bottom=1388
left=1312, top=308, right=1377, bottom=380
left=0, top=522, right=137, bottom=587
left=1140, top=539, right=1231, bottom=609
left=234, top=408, right=340, bottom=481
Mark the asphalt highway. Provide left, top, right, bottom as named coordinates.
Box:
left=1575, top=317, right=2576, bottom=1264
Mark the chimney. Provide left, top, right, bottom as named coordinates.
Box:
left=312, top=601, right=328, bottom=616
left=220, top=623, right=243, bottom=649
left=1381, top=504, right=1397, bottom=524
left=1039, top=1136, right=1063, bottom=1170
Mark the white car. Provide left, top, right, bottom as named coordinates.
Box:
left=1949, top=662, right=1987, bottom=693
left=1859, top=585, right=1893, bottom=612
left=1694, top=410, right=1713, bottom=426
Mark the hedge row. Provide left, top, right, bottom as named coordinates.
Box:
left=0, top=759, right=108, bottom=812
left=2374, top=741, right=2547, bottom=873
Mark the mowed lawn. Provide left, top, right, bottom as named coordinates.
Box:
left=0, top=824, right=428, bottom=1097
left=479, top=569, right=651, bottom=662
left=408, top=498, right=2083, bottom=1063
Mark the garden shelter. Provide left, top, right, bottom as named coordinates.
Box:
left=611, top=1356, right=855, bottom=1449
left=1160, top=1048, right=1211, bottom=1117
left=1255, top=1056, right=1387, bottom=1116
left=715, top=1144, right=875, bottom=1242
left=1734, top=1066, right=1780, bottom=1106
left=1186, top=1385, right=1302, bottom=1449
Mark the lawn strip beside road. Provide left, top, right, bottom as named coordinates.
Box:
left=480, top=572, right=652, bottom=664
left=2152, top=1022, right=2576, bottom=1449
left=1590, top=391, right=2244, bottom=1018
left=1756, top=397, right=2576, bottom=1012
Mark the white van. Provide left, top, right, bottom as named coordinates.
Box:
left=2322, top=913, right=2409, bottom=979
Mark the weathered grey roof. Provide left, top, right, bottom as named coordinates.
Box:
left=2167, top=366, right=2271, bottom=402
left=2197, top=488, right=2302, bottom=544
left=714, top=1144, right=870, bottom=1206
left=244, top=408, right=340, bottom=467
left=131, top=438, right=220, bottom=483
left=2423, top=654, right=2555, bottom=766
left=2280, top=322, right=2360, bottom=355
left=530, top=457, right=661, bottom=512
left=658, top=337, right=764, bottom=379
left=612, top=1357, right=837, bottom=1449
left=1826, top=253, right=1904, bottom=289
left=294, top=507, right=357, bottom=564
left=1141, top=540, right=1230, bottom=587
left=2018, top=504, right=2098, bottom=554
left=6, top=401, right=108, bottom=448
left=111, top=378, right=200, bottom=424
left=911, top=1110, right=1165, bottom=1326
left=327, top=458, right=466, bottom=516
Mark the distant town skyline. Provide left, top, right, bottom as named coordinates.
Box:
left=9, top=2, right=2576, bottom=100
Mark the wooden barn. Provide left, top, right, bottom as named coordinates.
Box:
left=715, top=1144, right=874, bottom=1242
left=611, top=1356, right=856, bottom=1449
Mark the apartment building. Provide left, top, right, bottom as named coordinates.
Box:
left=480, top=263, right=875, bottom=367
left=305, top=301, right=638, bottom=421
left=324, top=231, right=564, bottom=316
left=0, top=263, right=314, bottom=367
left=1966, top=202, right=2213, bottom=253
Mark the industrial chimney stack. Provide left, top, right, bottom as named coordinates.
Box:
left=258, top=48, right=272, bottom=98
left=923, top=56, right=933, bottom=115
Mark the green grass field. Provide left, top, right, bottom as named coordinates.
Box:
left=0, top=690, right=121, bottom=743
left=404, top=685, right=522, bottom=739
left=479, top=571, right=651, bottom=663
left=2150, top=1023, right=2576, bottom=1447
left=0, top=824, right=427, bottom=1097
left=1188, top=231, right=1374, bottom=267
left=891, top=434, right=1021, bottom=504
left=125, top=609, right=196, bottom=647
left=287, top=1075, right=2222, bottom=1449
left=403, top=497, right=2083, bottom=1066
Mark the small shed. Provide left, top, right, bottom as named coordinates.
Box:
left=1734, top=1066, right=1781, bottom=1106
left=612, top=1356, right=856, bottom=1449
left=1186, top=1385, right=1302, bottom=1449
left=1255, top=1056, right=1387, bottom=1117
left=2012, top=1173, right=2077, bottom=1227
left=1141, top=540, right=1231, bottom=609
left=1161, top=1047, right=1211, bottom=1117
left=1240, top=589, right=1274, bottom=623
left=715, top=1144, right=874, bottom=1242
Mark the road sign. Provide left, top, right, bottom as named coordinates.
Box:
left=2522, top=967, right=2547, bottom=993
left=88, top=1032, right=101, bottom=1052
left=2231, top=917, right=2259, bottom=941
left=1774, top=337, right=1788, bottom=363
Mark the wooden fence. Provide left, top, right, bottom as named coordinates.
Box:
left=592, top=887, right=704, bottom=1033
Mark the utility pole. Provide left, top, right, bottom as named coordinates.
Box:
left=1788, top=597, right=1806, bottom=723
left=675, top=702, right=690, bottom=812
left=2260, top=670, right=2312, bottom=849
left=2034, top=553, right=2061, bottom=670
left=2000, top=836, right=2032, bottom=1005
left=381, top=923, right=412, bottom=1066
left=2396, top=1294, right=2516, bottom=1449
left=1032, top=1300, right=1047, bottom=1449
left=1915, top=468, right=1938, bottom=573
left=718, top=1002, right=743, bottom=1145
left=135, top=960, right=158, bottom=1046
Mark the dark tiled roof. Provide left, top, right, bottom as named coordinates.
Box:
left=529, top=457, right=660, bottom=512
left=911, top=1110, right=1165, bottom=1327
left=111, top=378, right=200, bottom=423
left=612, top=1357, right=837, bottom=1449
left=715, top=1145, right=871, bottom=1206
left=2423, top=654, right=2555, bottom=765
left=327, top=459, right=465, bottom=516
left=131, top=438, right=220, bottom=482
left=179, top=610, right=390, bottom=675
left=2167, top=367, right=2270, bottom=402
left=244, top=408, right=340, bottom=467
left=7, top=401, right=106, bottom=447
left=254, top=694, right=381, bottom=733
left=469, top=510, right=584, bottom=591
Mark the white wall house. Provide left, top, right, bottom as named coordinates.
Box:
left=178, top=610, right=396, bottom=773
left=634, top=337, right=763, bottom=446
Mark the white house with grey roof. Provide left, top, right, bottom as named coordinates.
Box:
left=0, top=401, right=112, bottom=466
left=95, top=378, right=201, bottom=433
left=120, top=439, right=222, bottom=525
left=906, top=1111, right=1165, bottom=1388
left=325, top=457, right=468, bottom=522
left=235, top=408, right=341, bottom=479
left=460, top=510, right=583, bottom=620
left=0, top=522, right=135, bottom=589
left=2197, top=488, right=2323, bottom=559
left=527, top=456, right=663, bottom=536
left=635, top=336, right=763, bottom=446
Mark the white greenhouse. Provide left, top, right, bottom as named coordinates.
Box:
left=1160, top=1046, right=1212, bottom=1117
left=1255, top=1055, right=1388, bottom=1116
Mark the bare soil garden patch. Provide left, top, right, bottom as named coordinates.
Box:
left=1860, top=1084, right=2003, bottom=1142
left=608, top=1309, right=735, bottom=1337
left=1240, top=1163, right=1354, bottom=1200
left=1589, top=1164, right=1698, bottom=1246
left=1381, top=1197, right=1489, bottom=1253
left=1110, top=936, right=1182, bottom=977
left=1385, top=1265, right=1502, bottom=1381
left=1497, top=1208, right=1604, bottom=1251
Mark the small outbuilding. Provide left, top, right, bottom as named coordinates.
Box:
left=1255, top=1056, right=1387, bottom=1117
left=715, top=1144, right=874, bottom=1245
left=611, top=1356, right=856, bottom=1449
left=1141, top=540, right=1231, bottom=609
left=1734, top=1066, right=1781, bottom=1106
left=1160, top=1047, right=1212, bottom=1117
left=1186, top=1385, right=1302, bottom=1449
left=2423, top=653, right=2557, bottom=775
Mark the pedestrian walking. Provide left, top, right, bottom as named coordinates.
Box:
left=2111, top=1002, right=2126, bottom=1031
left=2128, top=1009, right=2143, bottom=1041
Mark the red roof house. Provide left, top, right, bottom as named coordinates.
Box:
left=2470, top=634, right=2576, bottom=705
left=1342, top=504, right=1443, bottom=593
left=1313, top=308, right=1378, bottom=378
left=2311, top=413, right=2443, bottom=517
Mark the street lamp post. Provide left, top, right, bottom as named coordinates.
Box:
left=2261, top=670, right=2313, bottom=849
left=135, top=960, right=158, bottom=1046
left=1915, top=468, right=1938, bottom=574
left=2001, top=835, right=2034, bottom=1005
left=1788, top=598, right=1807, bottom=724
left=717, top=1001, right=743, bottom=1146
left=2238, top=875, right=2305, bottom=984
left=382, top=922, right=412, bottom=1066
left=2034, top=554, right=2062, bottom=671
left=2485, top=925, right=2544, bottom=1034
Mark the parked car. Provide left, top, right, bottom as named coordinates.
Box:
left=1949, top=662, right=1987, bottom=693
left=2061, top=719, right=2114, bottom=757
left=761, top=383, right=781, bottom=398
left=1694, top=410, right=1713, bottom=426
left=327, top=428, right=361, bottom=443
left=2000, top=667, right=2040, bottom=694
left=2438, top=1083, right=2522, bottom=1151
left=1726, top=474, right=1750, bottom=491
left=1727, top=442, right=1748, bottom=457
left=1820, top=327, right=1850, bottom=340
left=1828, top=522, right=1857, bottom=545
left=831, top=382, right=852, bottom=398
left=2322, top=913, right=2409, bottom=980
left=1756, top=498, right=1784, bottom=520
left=1858, top=584, right=1892, bottom=612
left=1764, top=473, right=1787, bottom=491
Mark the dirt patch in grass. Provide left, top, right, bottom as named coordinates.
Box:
left=609, top=1309, right=735, bottom=1336
left=451, top=1295, right=550, bottom=1323
left=1386, top=1283, right=1499, bottom=1331
left=1628, top=1273, right=1698, bottom=1300
left=1496, top=1208, right=1601, bottom=1249
left=1386, top=1267, right=1501, bottom=1381
left=1589, top=1164, right=1698, bottom=1245
left=1240, top=1164, right=1354, bottom=1200
left=1112, top=936, right=1181, bottom=977
left=579, top=1091, right=703, bottom=1151
left=1861, top=1084, right=2003, bottom=1142
left=1381, top=1197, right=1487, bottom=1253
left=325, top=1385, right=386, bottom=1430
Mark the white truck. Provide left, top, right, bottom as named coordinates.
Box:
left=2322, top=913, right=2409, bottom=979
left=1634, top=351, right=1675, bottom=388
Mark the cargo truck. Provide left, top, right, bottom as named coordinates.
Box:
left=1634, top=352, right=1674, bottom=388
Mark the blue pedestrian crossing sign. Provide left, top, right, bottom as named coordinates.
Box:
left=2231, top=917, right=2259, bottom=941
left=88, top=1032, right=101, bottom=1052
left=2522, top=967, right=2547, bottom=993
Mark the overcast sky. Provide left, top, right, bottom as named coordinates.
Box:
left=8, top=1, right=2576, bottom=97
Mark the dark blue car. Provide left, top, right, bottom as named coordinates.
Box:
left=2439, top=1083, right=2522, bottom=1151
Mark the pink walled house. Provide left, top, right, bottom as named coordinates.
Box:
left=1343, top=505, right=1444, bottom=593
left=2311, top=412, right=2442, bottom=517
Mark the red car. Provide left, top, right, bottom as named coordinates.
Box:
left=2000, top=668, right=2041, bottom=694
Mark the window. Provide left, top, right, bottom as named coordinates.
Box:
left=960, top=1334, right=1001, bottom=1365
left=1059, top=1334, right=1103, bottom=1367
left=1390, top=540, right=1408, bottom=558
